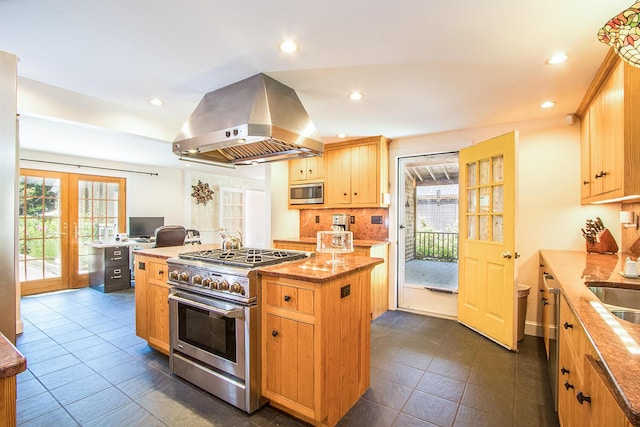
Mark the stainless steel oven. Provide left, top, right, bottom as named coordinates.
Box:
left=167, top=248, right=308, bottom=413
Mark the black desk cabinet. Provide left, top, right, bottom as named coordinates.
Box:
left=89, top=245, right=131, bottom=293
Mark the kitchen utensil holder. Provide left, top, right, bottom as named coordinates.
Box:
left=586, top=229, right=619, bottom=254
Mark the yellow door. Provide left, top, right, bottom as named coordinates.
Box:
left=458, top=131, right=517, bottom=349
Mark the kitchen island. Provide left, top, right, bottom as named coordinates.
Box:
left=0, top=333, right=26, bottom=426
left=258, top=253, right=383, bottom=427
left=273, top=237, right=389, bottom=319
left=540, top=250, right=640, bottom=426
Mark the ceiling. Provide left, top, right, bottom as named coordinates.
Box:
left=404, top=153, right=459, bottom=187
left=0, top=0, right=632, bottom=170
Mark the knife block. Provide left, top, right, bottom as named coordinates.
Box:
left=586, top=229, right=619, bottom=254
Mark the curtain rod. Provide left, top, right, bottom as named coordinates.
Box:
left=20, top=158, right=159, bottom=176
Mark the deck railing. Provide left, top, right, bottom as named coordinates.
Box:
left=415, top=231, right=458, bottom=262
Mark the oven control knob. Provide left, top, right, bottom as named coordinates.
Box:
left=211, top=280, right=220, bottom=290
left=202, top=278, right=212, bottom=289
left=229, top=283, right=242, bottom=293
left=169, top=270, right=179, bottom=281
left=219, top=280, right=229, bottom=291
left=192, top=275, right=202, bottom=286
left=179, top=272, right=189, bottom=282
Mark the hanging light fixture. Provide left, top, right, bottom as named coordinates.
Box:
left=598, top=2, right=640, bottom=67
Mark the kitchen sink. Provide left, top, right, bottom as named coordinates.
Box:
left=610, top=309, right=640, bottom=325
left=587, top=286, right=640, bottom=311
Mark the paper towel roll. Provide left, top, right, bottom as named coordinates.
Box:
left=620, top=211, right=635, bottom=224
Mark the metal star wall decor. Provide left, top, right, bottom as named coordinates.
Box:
left=191, top=180, right=214, bottom=205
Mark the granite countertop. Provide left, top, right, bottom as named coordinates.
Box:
left=0, top=333, right=26, bottom=379
left=258, top=252, right=384, bottom=283
left=273, top=237, right=389, bottom=248
left=540, top=250, right=640, bottom=424
left=132, top=244, right=221, bottom=259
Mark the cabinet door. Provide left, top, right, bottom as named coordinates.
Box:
left=146, top=261, right=170, bottom=354
left=289, top=158, right=308, bottom=182
left=580, top=108, right=591, bottom=200
left=584, top=356, right=627, bottom=427
left=306, top=156, right=324, bottom=180
left=326, top=147, right=351, bottom=205
left=350, top=143, right=378, bottom=205
left=264, top=314, right=315, bottom=411
left=589, top=62, right=624, bottom=197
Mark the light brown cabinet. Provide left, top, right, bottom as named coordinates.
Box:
left=324, top=136, right=390, bottom=208
left=261, top=270, right=371, bottom=426
left=134, top=255, right=170, bottom=355
left=578, top=51, right=640, bottom=204
left=272, top=240, right=389, bottom=321
left=289, top=156, right=324, bottom=183
left=557, top=295, right=629, bottom=427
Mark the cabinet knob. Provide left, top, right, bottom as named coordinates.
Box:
left=299, top=170, right=304, bottom=174
left=576, top=392, right=591, bottom=405
left=561, top=367, right=570, bottom=375
left=158, top=270, right=164, bottom=276
left=583, top=180, right=590, bottom=185
left=308, top=169, right=312, bottom=174
left=284, top=295, right=291, bottom=302
left=563, top=321, right=573, bottom=330
left=272, top=330, right=279, bottom=337
left=564, top=381, right=574, bottom=390
left=354, top=192, right=358, bottom=196
left=343, top=193, right=347, bottom=196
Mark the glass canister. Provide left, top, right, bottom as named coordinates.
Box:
left=316, top=231, right=354, bottom=265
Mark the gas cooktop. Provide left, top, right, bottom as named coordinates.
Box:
left=176, top=247, right=308, bottom=269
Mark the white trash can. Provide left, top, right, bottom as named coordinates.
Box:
left=517, top=284, right=531, bottom=342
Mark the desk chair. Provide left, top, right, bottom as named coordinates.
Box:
left=153, top=225, right=187, bottom=248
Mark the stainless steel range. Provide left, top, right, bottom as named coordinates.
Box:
left=166, top=247, right=308, bottom=413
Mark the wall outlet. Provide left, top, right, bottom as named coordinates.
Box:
left=371, top=215, right=383, bottom=224
left=315, top=215, right=320, bottom=223
left=350, top=215, right=355, bottom=224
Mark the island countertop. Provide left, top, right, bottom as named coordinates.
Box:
left=273, top=237, right=389, bottom=249
left=540, top=249, right=640, bottom=425
left=0, top=333, right=26, bottom=379
left=258, top=252, right=383, bottom=283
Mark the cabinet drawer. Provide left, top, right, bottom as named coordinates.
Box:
left=150, top=262, right=168, bottom=282
left=266, top=283, right=314, bottom=315
left=105, top=247, right=129, bottom=266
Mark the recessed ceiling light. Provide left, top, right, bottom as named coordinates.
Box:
left=349, top=92, right=363, bottom=101
left=149, top=97, right=164, bottom=106
left=547, top=53, right=568, bottom=65
left=337, top=133, right=346, bottom=138
left=279, top=40, right=298, bottom=53
left=540, top=100, right=556, bottom=109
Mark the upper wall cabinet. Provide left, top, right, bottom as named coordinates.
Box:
left=324, top=136, right=390, bottom=208
left=289, top=156, right=324, bottom=183
left=578, top=50, right=640, bottom=204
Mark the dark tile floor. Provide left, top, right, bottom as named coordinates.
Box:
left=16, top=287, right=558, bottom=427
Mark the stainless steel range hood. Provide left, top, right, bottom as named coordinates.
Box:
left=173, top=73, right=323, bottom=167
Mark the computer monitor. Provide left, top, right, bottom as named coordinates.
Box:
left=128, top=216, right=164, bottom=239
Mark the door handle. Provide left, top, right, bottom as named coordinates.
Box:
left=399, top=225, right=405, bottom=229
left=501, top=251, right=513, bottom=259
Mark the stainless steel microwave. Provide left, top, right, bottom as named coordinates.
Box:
left=289, top=182, right=324, bottom=205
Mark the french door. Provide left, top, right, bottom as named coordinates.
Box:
left=19, top=169, right=126, bottom=296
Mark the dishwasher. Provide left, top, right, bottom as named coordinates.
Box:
left=542, top=271, right=560, bottom=411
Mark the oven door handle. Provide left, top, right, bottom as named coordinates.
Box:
left=169, top=293, right=245, bottom=319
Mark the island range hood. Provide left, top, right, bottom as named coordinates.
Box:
left=173, top=73, right=323, bottom=167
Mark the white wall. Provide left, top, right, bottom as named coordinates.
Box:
left=268, top=161, right=300, bottom=244
left=389, top=116, right=619, bottom=331
left=20, top=149, right=185, bottom=229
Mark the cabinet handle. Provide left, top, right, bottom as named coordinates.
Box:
left=308, top=169, right=312, bottom=174
left=283, top=295, right=291, bottom=302
left=299, top=169, right=304, bottom=175
left=158, top=270, right=164, bottom=276
left=576, top=392, right=591, bottom=405
left=272, top=330, right=279, bottom=337
left=583, top=180, right=590, bottom=185
left=563, top=321, right=573, bottom=330
left=343, top=192, right=347, bottom=196
left=564, top=381, right=574, bottom=391
left=561, top=367, right=570, bottom=375
left=354, top=192, right=358, bottom=196
left=594, top=171, right=607, bottom=179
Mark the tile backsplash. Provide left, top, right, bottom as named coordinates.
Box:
left=299, top=208, right=389, bottom=241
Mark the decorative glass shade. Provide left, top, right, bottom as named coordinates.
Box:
left=599, top=2, right=640, bottom=67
